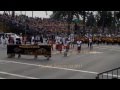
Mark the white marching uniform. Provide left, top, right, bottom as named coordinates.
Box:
left=89, top=38, right=92, bottom=43
left=77, top=40, right=82, bottom=51
left=31, top=36, right=34, bottom=45
left=77, top=41, right=82, bottom=47
left=5, top=37, right=8, bottom=45
left=1, top=36, right=3, bottom=44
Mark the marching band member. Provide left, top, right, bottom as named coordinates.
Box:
left=58, top=38, right=63, bottom=53
left=1, top=35, right=4, bottom=47
left=64, top=38, right=70, bottom=56
left=8, top=35, right=14, bottom=45
left=77, top=39, right=82, bottom=53
left=89, top=38, right=93, bottom=50
left=31, top=36, right=35, bottom=45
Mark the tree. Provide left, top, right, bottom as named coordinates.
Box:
left=80, top=11, right=86, bottom=35
left=51, top=11, right=89, bottom=35
left=75, top=11, right=88, bottom=35
left=115, top=11, right=120, bottom=33
left=51, top=11, right=81, bottom=35
left=97, top=11, right=114, bottom=34
left=86, top=12, right=96, bottom=34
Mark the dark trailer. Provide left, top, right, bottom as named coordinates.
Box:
left=7, top=45, right=51, bottom=60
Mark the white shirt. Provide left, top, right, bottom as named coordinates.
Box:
left=59, top=41, right=62, bottom=44
left=5, top=37, right=8, bottom=45
left=71, top=38, right=74, bottom=42
left=31, top=36, right=34, bottom=41
left=31, top=36, right=35, bottom=45
left=64, top=40, right=70, bottom=46
left=19, top=36, right=22, bottom=44
left=77, top=41, right=82, bottom=47
left=62, top=38, right=65, bottom=45
left=1, top=36, right=3, bottom=44
left=89, top=39, right=92, bottom=43
left=35, top=35, right=40, bottom=40
left=59, top=37, right=62, bottom=43
left=12, top=36, right=16, bottom=44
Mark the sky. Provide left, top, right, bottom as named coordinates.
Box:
left=0, top=11, right=53, bottom=18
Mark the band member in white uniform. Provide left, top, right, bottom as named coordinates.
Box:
left=89, top=38, right=93, bottom=50
left=0, top=36, right=4, bottom=47
left=64, top=38, right=70, bottom=56
left=31, top=36, right=35, bottom=45
left=4, top=36, right=8, bottom=46
left=77, top=39, right=82, bottom=53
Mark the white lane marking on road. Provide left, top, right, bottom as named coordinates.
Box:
left=1, top=60, right=120, bottom=78
left=94, top=45, right=120, bottom=49
left=89, top=51, right=103, bottom=54
left=0, top=61, right=10, bottom=64
left=0, top=60, right=98, bottom=74
left=52, top=50, right=103, bottom=56
left=101, top=45, right=120, bottom=49
left=52, top=49, right=74, bottom=55
left=95, top=46, right=120, bottom=52
left=0, top=77, right=6, bottom=79
left=0, top=71, right=38, bottom=79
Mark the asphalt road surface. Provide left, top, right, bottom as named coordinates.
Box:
left=0, top=44, right=120, bottom=79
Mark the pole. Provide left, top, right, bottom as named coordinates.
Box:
left=32, top=11, right=33, bottom=17
left=3, top=11, right=5, bottom=14
left=25, top=11, right=26, bottom=16
left=12, top=11, right=15, bottom=17
left=46, top=11, right=48, bottom=16
left=20, top=11, right=22, bottom=15
left=8, top=11, right=10, bottom=15
left=25, top=26, right=26, bottom=35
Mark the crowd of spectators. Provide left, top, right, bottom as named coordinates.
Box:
left=0, top=13, right=76, bottom=39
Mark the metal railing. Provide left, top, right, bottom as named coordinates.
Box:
left=96, top=67, right=120, bottom=79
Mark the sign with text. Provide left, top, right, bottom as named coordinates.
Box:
left=7, top=45, right=51, bottom=57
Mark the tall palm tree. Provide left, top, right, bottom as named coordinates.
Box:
left=51, top=11, right=83, bottom=35
left=79, top=11, right=87, bottom=35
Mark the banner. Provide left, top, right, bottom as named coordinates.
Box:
left=7, top=45, right=51, bottom=57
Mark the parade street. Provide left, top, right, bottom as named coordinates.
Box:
left=0, top=44, right=119, bottom=79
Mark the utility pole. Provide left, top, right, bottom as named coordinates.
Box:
left=20, top=11, right=22, bottom=15
left=32, top=11, right=33, bottom=17
left=8, top=11, right=10, bottom=15
left=45, top=11, right=48, bottom=16
left=12, top=11, right=15, bottom=17
left=25, top=11, right=26, bottom=16
left=3, top=11, right=6, bottom=14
